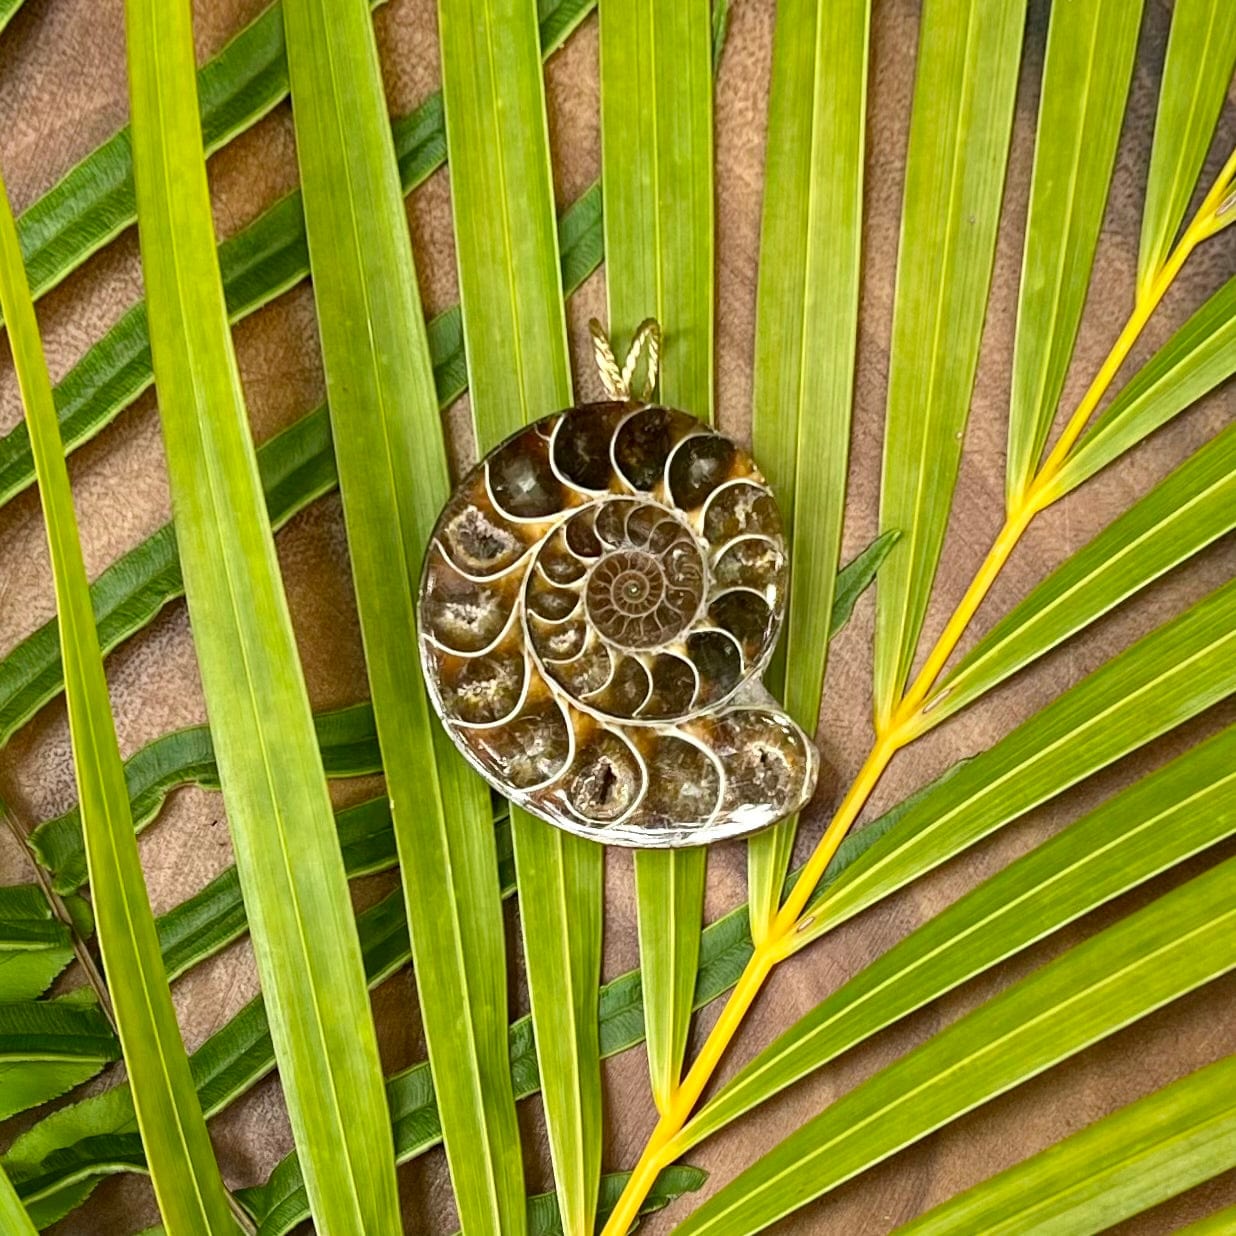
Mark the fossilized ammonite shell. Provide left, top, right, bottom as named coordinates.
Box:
left=416, top=401, right=819, bottom=846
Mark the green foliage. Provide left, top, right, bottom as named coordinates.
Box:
left=680, top=723, right=1236, bottom=1149
left=0, top=153, right=235, bottom=1228
left=1042, top=276, right=1236, bottom=501
left=678, top=854, right=1236, bottom=1233
left=2, top=0, right=366, bottom=322
left=3, top=1, right=1235, bottom=1231
left=746, top=0, right=871, bottom=938
left=2, top=667, right=889, bottom=1225
left=125, top=0, right=400, bottom=1227
left=934, top=422, right=1236, bottom=722
left=29, top=703, right=379, bottom=892
left=0, top=995, right=119, bottom=1121
left=0, top=0, right=25, bottom=33
left=0, top=1162, right=36, bottom=1236
left=0, top=189, right=608, bottom=749
left=284, top=0, right=526, bottom=1230
left=437, top=0, right=600, bottom=1226
left=526, top=1166, right=707, bottom=1235
left=901, top=1053, right=1236, bottom=1235
left=0, top=884, right=78, bottom=1001
left=0, top=2, right=596, bottom=516
left=807, top=577, right=1236, bottom=939
left=1005, top=0, right=1143, bottom=505
left=873, top=0, right=1027, bottom=722
left=1138, top=0, right=1236, bottom=295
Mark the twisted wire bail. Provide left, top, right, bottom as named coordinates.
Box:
left=589, top=318, right=627, bottom=398
left=589, top=317, right=662, bottom=401
left=622, top=318, right=661, bottom=400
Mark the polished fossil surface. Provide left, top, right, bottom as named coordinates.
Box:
left=417, top=400, right=818, bottom=846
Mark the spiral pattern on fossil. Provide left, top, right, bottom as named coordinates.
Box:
left=416, top=401, right=819, bottom=846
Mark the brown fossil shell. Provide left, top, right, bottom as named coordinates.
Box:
left=416, top=400, right=819, bottom=846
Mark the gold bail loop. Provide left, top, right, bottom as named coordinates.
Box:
left=588, top=318, right=662, bottom=401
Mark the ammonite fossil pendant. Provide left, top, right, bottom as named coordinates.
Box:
left=415, top=321, right=819, bottom=847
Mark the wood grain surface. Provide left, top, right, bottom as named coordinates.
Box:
left=0, top=0, right=1234, bottom=1231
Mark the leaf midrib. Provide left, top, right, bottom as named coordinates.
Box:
left=705, top=762, right=1236, bottom=1125
left=694, top=902, right=1236, bottom=1231
left=829, top=614, right=1236, bottom=917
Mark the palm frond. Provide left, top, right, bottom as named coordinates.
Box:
left=0, top=883, right=80, bottom=1001
left=678, top=722, right=1236, bottom=1148
left=900, top=1052, right=1236, bottom=1235
left=873, top=0, right=1026, bottom=724
left=2, top=3, right=1234, bottom=1232
left=0, top=536, right=886, bottom=1223
left=0, top=1162, right=36, bottom=1236
left=0, top=996, right=119, bottom=1121
left=1043, top=275, right=1236, bottom=500
left=1138, top=0, right=1236, bottom=296
left=0, top=0, right=596, bottom=512
left=282, top=1, right=528, bottom=1232
left=0, top=0, right=392, bottom=323
left=4, top=881, right=418, bottom=1230
left=1004, top=0, right=1142, bottom=506
left=804, top=576, right=1236, bottom=937
left=932, top=422, right=1236, bottom=723
left=124, top=0, right=400, bottom=1226
left=745, top=0, right=870, bottom=940
left=0, top=160, right=236, bottom=1231
left=676, top=853, right=1236, bottom=1234
left=0, top=184, right=609, bottom=746
left=30, top=703, right=380, bottom=892
left=1180, top=1204, right=1236, bottom=1234
left=436, top=0, right=603, bottom=1228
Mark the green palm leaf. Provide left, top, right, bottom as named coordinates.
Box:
left=0, top=183, right=605, bottom=747
left=1138, top=0, right=1236, bottom=296
left=745, top=0, right=870, bottom=938
left=5, top=886, right=417, bottom=1230
left=0, top=0, right=363, bottom=320
left=800, top=575, right=1236, bottom=944
left=931, top=421, right=1236, bottom=722
left=0, top=1162, right=36, bottom=1236
left=599, top=0, right=714, bottom=1112
left=124, top=0, right=400, bottom=1228
left=3, top=723, right=916, bottom=1230
left=30, top=703, right=379, bottom=892
left=1042, top=275, right=1236, bottom=501
left=1004, top=0, right=1142, bottom=506
left=23, top=525, right=885, bottom=903
left=676, top=853, right=1236, bottom=1234
left=1180, top=1205, right=1236, bottom=1234
left=436, top=0, right=601, bottom=1227
left=0, top=996, right=119, bottom=1120
left=0, top=163, right=235, bottom=1232
left=900, top=1052, right=1236, bottom=1235
left=0, top=0, right=24, bottom=33
left=0, top=0, right=597, bottom=513
left=154, top=796, right=441, bottom=982
left=263, top=1166, right=704, bottom=1236
left=0, top=540, right=888, bottom=1226
left=283, top=0, right=529, bottom=1229
left=0, top=0, right=590, bottom=327
left=532, top=1166, right=706, bottom=1236
left=873, top=0, right=1027, bottom=724
left=677, top=722, right=1236, bottom=1150
left=0, top=884, right=81, bottom=1001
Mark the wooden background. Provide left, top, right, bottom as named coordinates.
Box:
left=0, top=0, right=1234, bottom=1231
